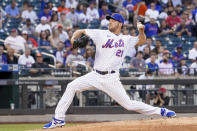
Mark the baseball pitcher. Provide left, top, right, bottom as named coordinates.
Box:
left=43, top=13, right=176, bottom=129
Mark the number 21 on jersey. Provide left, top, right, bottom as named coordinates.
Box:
left=102, top=39, right=124, bottom=57
left=116, top=49, right=123, bottom=57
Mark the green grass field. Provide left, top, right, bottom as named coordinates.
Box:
left=0, top=123, right=79, bottom=131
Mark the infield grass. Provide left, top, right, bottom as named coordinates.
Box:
left=0, top=123, right=79, bottom=131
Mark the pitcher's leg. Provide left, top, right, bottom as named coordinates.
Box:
left=55, top=73, right=96, bottom=120
left=101, top=80, right=161, bottom=115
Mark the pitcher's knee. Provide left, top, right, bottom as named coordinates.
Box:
left=122, top=104, right=133, bottom=111
left=66, top=82, right=80, bottom=92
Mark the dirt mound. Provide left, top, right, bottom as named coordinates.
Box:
left=34, top=117, right=197, bottom=131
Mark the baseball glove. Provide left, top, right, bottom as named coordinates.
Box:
left=73, top=35, right=89, bottom=49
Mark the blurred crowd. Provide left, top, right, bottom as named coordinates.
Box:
left=0, top=0, right=197, bottom=77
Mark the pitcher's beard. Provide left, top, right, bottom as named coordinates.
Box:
left=109, top=26, right=117, bottom=33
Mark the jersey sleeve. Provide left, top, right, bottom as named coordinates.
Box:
left=85, top=29, right=101, bottom=44
left=128, top=36, right=139, bottom=48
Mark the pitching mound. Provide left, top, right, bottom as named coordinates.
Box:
left=35, top=117, right=197, bottom=131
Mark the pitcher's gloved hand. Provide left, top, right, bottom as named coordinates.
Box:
left=73, top=35, right=90, bottom=49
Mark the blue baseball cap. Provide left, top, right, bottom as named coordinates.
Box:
left=136, top=0, right=142, bottom=3
left=177, top=45, right=182, bottom=49
left=106, top=13, right=125, bottom=24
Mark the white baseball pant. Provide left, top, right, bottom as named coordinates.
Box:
left=55, top=71, right=161, bottom=120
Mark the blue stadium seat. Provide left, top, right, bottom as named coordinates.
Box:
left=88, top=19, right=101, bottom=29
left=78, top=23, right=88, bottom=29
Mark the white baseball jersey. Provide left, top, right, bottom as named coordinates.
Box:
left=54, top=29, right=163, bottom=121
left=85, top=29, right=138, bottom=71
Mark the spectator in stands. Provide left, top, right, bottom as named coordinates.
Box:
left=76, top=3, right=87, bottom=24
left=130, top=27, right=137, bottom=36
left=84, top=46, right=95, bottom=71
left=172, top=45, right=184, bottom=63
left=64, top=30, right=73, bottom=50
left=122, top=26, right=129, bottom=35
left=57, top=24, right=69, bottom=43
left=66, top=0, right=78, bottom=9
left=113, top=0, right=123, bottom=7
left=122, top=0, right=136, bottom=13
left=192, top=14, right=197, bottom=37
left=99, top=2, right=112, bottom=20
left=7, top=48, right=18, bottom=64
left=30, top=53, right=50, bottom=76
left=132, top=1, right=147, bottom=25
left=0, top=6, right=6, bottom=30
left=158, top=20, right=173, bottom=36
left=58, top=12, right=73, bottom=31
left=159, top=7, right=168, bottom=20
left=122, top=0, right=135, bottom=23
left=66, top=48, right=84, bottom=66
left=176, top=58, right=189, bottom=76
left=176, top=19, right=192, bottom=37
left=63, top=43, right=72, bottom=65
left=56, top=41, right=65, bottom=68
left=145, top=2, right=159, bottom=23
left=39, top=5, right=52, bottom=21
left=159, top=0, right=168, bottom=6
left=20, top=1, right=29, bottom=15
left=21, top=4, right=38, bottom=24
left=35, top=16, right=52, bottom=36
left=167, top=7, right=174, bottom=18
left=5, top=0, right=20, bottom=18
left=45, top=29, right=56, bottom=48
left=195, top=11, right=197, bottom=23
left=136, top=69, right=155, bottom=104
left=50, top=13, right=59, bottom=29
left=154, top=87, right=170, bottom=106
left=166, top=0, right=173, bottom=8
left=51, top=29, right=61, bottom=47
left=138, top=37, right=154, bottom=52
left=66, top=5, right=78, bottom=26
left=37, top=31, right=53, bottom=51
left=157, top=46, right=164, bottom=62
left=21, top=30, right=38, bottom=49
left=18, top=48, right=35, bottom=67
left=189, top=41, right=197, bottom=62
left=130, top=51, right=145, bottom=72
left=144, top=17, right=159, bottom=37
left=100, top=12, right=110, bottom=29
left=158, top=50, right=174, bottom=76
left=118, top=10, right=131, bottom=26
left=147, top=0, right=161, bottom=11
left=4, top=29, right=26, bottom=53
left=143, top=46, right=150, bottom=60
left=175, top=4, right=183, bottom=16
left=190, top=57, right=197, bottom=76
left=152, top=40, right=163, bottom=55
left=133, top=0, right=147, bottom=16
left=86, top=1, right=99, bottom=23
left=145, top=52, right=159, bottom=75
left=47, top=1, right=53, bottom=11
left=51, top=7, right=58, bottom=15
left=166, top=10, right=181, bottom=28
left=0, top=45, right=7, bottom=64
left=58, top=0, right=70, bottom=16
left=22, top=19, right=36, bottom=36
left=160, top=49, right=175, bottom=65
left=41, top=0, right=48, bottom=11
left=192, top=1, right=197, bottom=20
left=172, top=0, right=182, bottom=7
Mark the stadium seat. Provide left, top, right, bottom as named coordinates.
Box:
left=88, top=19, right=101, bottom=29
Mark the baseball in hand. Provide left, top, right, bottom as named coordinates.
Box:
left=137, top=22, right=144, bottom=29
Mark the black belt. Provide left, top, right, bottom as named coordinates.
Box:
left=94, top=69, right=115, bottom=75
